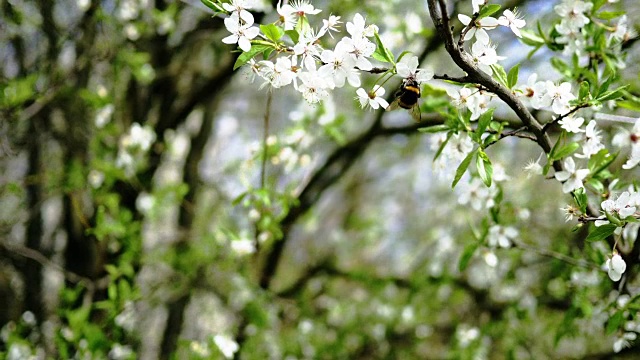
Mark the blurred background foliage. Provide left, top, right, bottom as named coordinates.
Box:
left=1, top=0, right=640, bottom=359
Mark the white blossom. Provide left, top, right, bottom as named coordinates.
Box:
left=605, top=254, right=626, bottom=282
left=214, top=334, right=239, bottom=359
left=558, top=116, right=585, bottom=133
left=554, top=157, right=589, bottom=193
left=498, top=9, right=526, bottom=37
left=222, top=0, right=255, bottom=24
left=469, top=41, right=505, bottom=74
left=458, top=14, right=499, bottom=44
left=356, top=85, right=388, bottom=110
left=396, top=55, right=434, bottom=83
left=346, top=13, right=377, bottom=38
left=222, top=13, right=259, bottom=52
left=488, top=225, right=518, bottom=248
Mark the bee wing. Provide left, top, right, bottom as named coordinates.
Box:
left=410, top=104, right=422, bottom=122
left=386, top=98, right=401, bottom=111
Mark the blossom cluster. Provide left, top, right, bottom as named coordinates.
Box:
left=456, top=8, right=525, bottom=74
left=217, top=0, right=434, bottom=109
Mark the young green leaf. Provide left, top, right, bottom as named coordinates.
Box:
left=572, top=187, right=588, bottom=214
left=585, top=224, right=617, bottom=242
left=491, top=64, right=508, bottom=88
left=452, top=149, right=476, bottom=188
left=507, top=64, right=520, bottom=89
left=200, top=0, right=225, bottom=12
left=578, top=81, right=590, bottom=101
left=479, top=4, right=501, bottom=18
left=285, top=29, right=300, bottom=44
left=433, top=132, right=453, bottom=162
left=459, top=242, right=479, bottom=272
left=260, top=24, right=284, bottom=43
left=418, top=124, right=450, bottom=133
left=476, top=108, right=494, bottom=140
left=372, top=32, right=395, bottom=64
left=233, top=44, right=272, bottom=70
left=476, top=150, right=493, bottom=187
left=596, top=85, right=629, bottom=102
left=551, top=142, right=580, bottom=161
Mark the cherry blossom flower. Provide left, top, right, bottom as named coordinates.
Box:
left=472, top=0, right=486, bottom=14
left=613, top=118, right=640, bottom=169
left=488, top=225, right=518, bottom=248
left=277, top=0, right=321, bottom=31
left=346, top=13, right=377, bottom=38
left=318, top=44, right=360, bottom=88
left=614, top=332, right=637, bottom=353
left=396, top=55, right=434, bottom=83
left=555, top=21, right=587, bottom=56
left=222, top=13, right=259, bottom=52
left=469, top=41, right=505, bottom=74
left=554, top=0, right=593, bottom=31
left=457, top=177, right=496, bottom=211
left=558, top=116, right=585, bottom=133
left=609, top=15, right=630, bottom=43
left=297, top=68, right=331, bottom=103
left=259, top=57, right=298, bottom=88
left=458, top=14, right=499, bottom=44
left=601, top=191, right=639, bottom=219
left=575, top=120, right=604, bottom=159
left=213, top=334, right=239, bottom=359
left=448, top=87, right=488, bottom=119
left=554, top=157, right=589, bottom=193
left=534, top=81, right=575, bottom=115
left=338, top=36, right=376, bottom=71
left=498, top=9, right=526, bottom=37
left=605, top=254, right=626, bottom=282
left=222, top=0, right=255, bottom=24
left=320, top=14, right=342, bottom=38
left=356, top=86, right=388, bottom=110
left=523, top=153, right=543, bottom=177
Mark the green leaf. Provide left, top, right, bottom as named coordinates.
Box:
left=596, top=11, right=625, bottom=20
left=519, top=29, right=545, bottom=46
left=606, top=311, right=625, bottom=334
left=551, top=142, right=580, bottom=161
left=476, top=108, right=494, bottom=141
left=433, top=132, right=453, bottom=161
left=478, top=4, right=501, bottom=17
left=507, top=64, right=520, bottom=89
left=588, top=149, right=616, bottom=173
left=586, top=224, right=617, bottom=242
left=572, top=187, right=588, bottom=214
left=491, top=64, right=508, bottom=87
left=418, top=124, right=450, bottom=133
left=551, top=58, right=570, bottom=77
left=285, top=29, right=299, bottom=44
left=395, top=51, right=412, bottom=63
left=372, top=32, right=395, bottom=64
left=200, top=0, right=224, bottom=12
left=476, top=150, right=493, bottom=187
left=233, top=44, right=272, bottom=70
left=597, top=76, right=615, bottom=97
left=578, top=81, right=590, bottom=101
left=260, top=24, right=284, bottom=43
left=452, top=149, right=476, bottom=188
left=597, top=85, right=629, bottom=102
left=459, top=242, right=479, bottom=272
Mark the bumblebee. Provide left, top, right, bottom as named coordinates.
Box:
left=387, top=78, right=421, bottom=122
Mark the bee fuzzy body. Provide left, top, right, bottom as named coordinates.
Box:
left=387, top=79, right=422, bottom=121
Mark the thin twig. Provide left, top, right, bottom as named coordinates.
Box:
left=0, top=241, right=109, bottom=309
left=541, top=104, right=590, bottom=134
left=260, top=89, right=273, bottom=189
left=512, top=240, right=600, bottom=270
